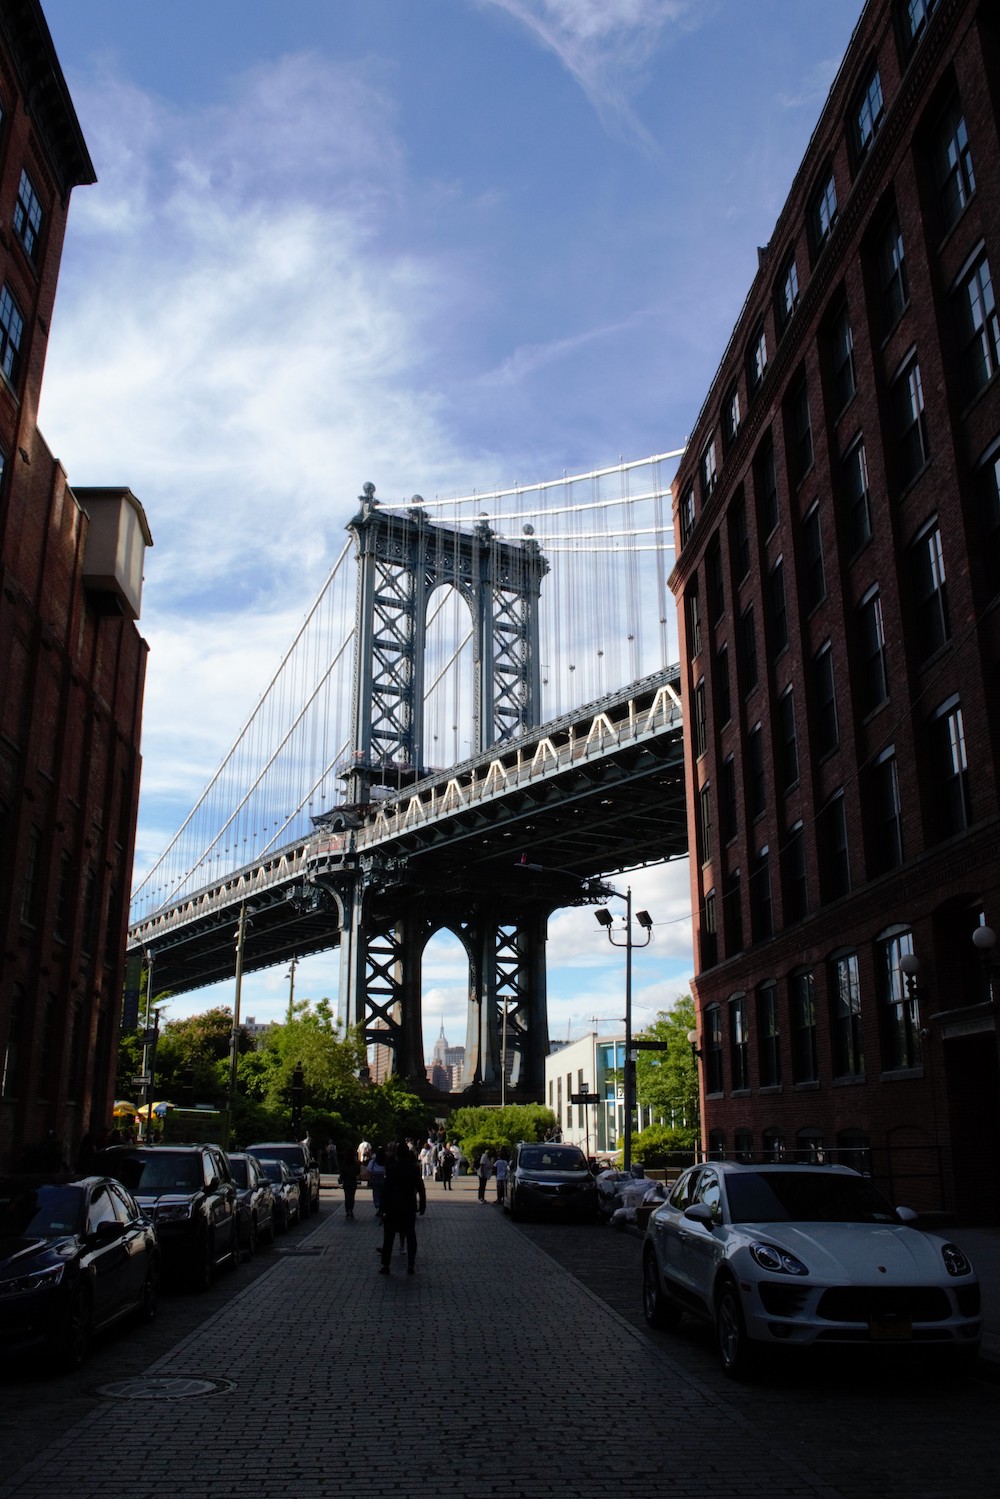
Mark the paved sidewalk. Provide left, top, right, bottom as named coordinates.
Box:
left=0, top=1179, right=841, bottom=1499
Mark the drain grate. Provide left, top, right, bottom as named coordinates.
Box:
left=95, top=1376, right=235, bottom=1401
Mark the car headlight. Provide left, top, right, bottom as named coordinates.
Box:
left=941, top=1242, right=973, bottom=1277
left=749, top=1242, right=809, bottom=1276
left=0, top=1263, right=66, bottom=1297
left=156, top=1202, right=195, bottom=1223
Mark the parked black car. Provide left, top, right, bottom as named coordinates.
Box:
left=258, top=1159, right=301, bottom=1232
left=245, top=1142, right=320, bottom=1217
left=0, top=1174, right=160, bottom=1370
left=507, top=1143, right=600, bottom=1222
left=95, top=1144, right=238, bottom=1291
left=227, top=1152, right=276, bottom=1257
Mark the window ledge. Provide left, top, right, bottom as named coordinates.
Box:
left=792, top=1080, right=821, bottom=1091
left=832, top=1072, right=866, bottom=1086
left=730, top=1088, right=752, bottom=1098
left=878, top=1066, right=924, bottom=1083
left=758, top=1084, right=783, bottom=1095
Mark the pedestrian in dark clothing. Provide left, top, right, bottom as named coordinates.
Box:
left=379, top=1140, right=426, bottom=1274
left=338, top=1144, right=359, bottom=1219
left=439, top=1147, right=454, bottom=1190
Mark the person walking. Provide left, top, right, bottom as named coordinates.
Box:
left=369, top=1146, right=387, bottom=1218
left=494, top=1149, right=509, bottom=1205
left=338, top=1144, right=359, bottom=1219
left=439, top=1145, right=454, bottom=1190
left=477, top=1149, right=493, bottom=1203
left=378, top=1139, right=426, bottom=1274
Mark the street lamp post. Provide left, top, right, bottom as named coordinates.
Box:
left=286, top=955, right=298, bottom=1024
left=227, top=902, right=252, bottom=1150
left=594, top=888, right=653, bottom=1173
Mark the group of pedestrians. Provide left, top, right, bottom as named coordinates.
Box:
left=476, top=1147, right=509, bottom=1204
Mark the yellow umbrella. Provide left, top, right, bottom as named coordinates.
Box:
left=112, top=1100, right=138, bottom=1118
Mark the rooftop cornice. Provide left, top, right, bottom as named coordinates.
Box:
left=0, top=0, right=96, bottom=200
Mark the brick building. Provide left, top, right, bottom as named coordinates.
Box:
left=0, top=1, right=151, bottom=1170
left=670, top=0, right=1000, bottom=1220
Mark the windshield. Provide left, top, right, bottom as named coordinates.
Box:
left=0, top=1183, right=85, bottom=1238
left=725, top=1171, right=900, bottom=1225
left=108, top=1153, right=203, bottom=1193
left=250, top=1146, right=301, bottom=1168
left=518, top=1148, right=587, bottom=1172
left=261, top=1161, right=285, bottom=1183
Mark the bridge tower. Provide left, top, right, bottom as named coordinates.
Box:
left=331, top=484, right=552, bottom=1096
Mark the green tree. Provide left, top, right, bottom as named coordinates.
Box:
left=634, top=995, right=699, bottom=1137
left=448, top=1103, right=558, bottom=1164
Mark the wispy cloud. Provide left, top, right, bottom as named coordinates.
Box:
left=478, top=0, right=696, bottom=144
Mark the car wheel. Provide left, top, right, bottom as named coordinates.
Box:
left=642, top=1249, right=682, bottom=1330
left=136, top=1260, right=160, bottom=1324
left=56, top=1286, right=92, bottom=1371
left=276, top=1203, right=288, bottom=1234
left=244, top=1213, right=258, bottom=1261
left=715, top=1278, right=755, bottom=1380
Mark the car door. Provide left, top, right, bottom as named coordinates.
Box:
left=204, top=1148, right=235, bottom=1253
left=107, top=1180, right=149, bottom=1305
left=84, top=1184, right=131, bottom=1325
left=672, top=1167, right=724, bottom=1312
left=651, top=1167, right=701, bottom=1295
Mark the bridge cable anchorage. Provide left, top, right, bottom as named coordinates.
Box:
left=129, top=452, right=684, bottom=925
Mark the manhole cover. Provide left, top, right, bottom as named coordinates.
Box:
left=95, top=1376, right=235, bottom=1401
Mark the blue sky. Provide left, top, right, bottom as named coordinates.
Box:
left=36, top=0, right=863, bottom=1054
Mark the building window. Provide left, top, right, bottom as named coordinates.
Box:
left=686, top=580, right=702, bottom=658
left=800, top=503, right=825, bottom=613
left=54, top=850, right=73, bottom=942
left=37, top=995, right=58, bottom=1099
left=714, top=643, right=731, bottom=727
left=903, top=0, right=939, bottom=48
left=830, top=951, right=864, bottom=1078
left=790, top=970, right=819, bottom=1083
left=787, top=376, right=814, bottom=486
left=857, top=587, right=888, bottom=715
left=891, top=354, right=929, bottom=486
left=782, top=821, right=808, bottom=924
left=818, top=790, right=851, bottom=901
left=762, top=1127, right=786, bottom=1160
left=701, top=438, right=718, bottom=499
left=747, top=724, right=766, bottom=820
left=704, top=1006, right=724, bottom=1094
left=754, top=433, right=779, bottom=539
left=721, top=755, right=738, bottom=844
left=935, top=97, right=975, bottom=233
left=729, top=995, right=750, bottom=1090
left=910, top=517, right=949, bottom=660
left=975, top=440, right=1000, bottom=602
left=724, top=868, right=743, bottom=953
left=706, top=534, right=725, bottom=621
left=724, top=382, right=741, bottom=447
left=678, top=483, right=696, bottom=546
left=698, top=782, right=713, bottom=864
left=828, top=301, right=857, bottom=413
left=768, top=558, right=788, bottom=654
left=13, top=167, right=43, bottom=264
left=1, top=985, right=24, bottom=1098
left=955, top=251, right=1000, bottom=402
left=796, top=1128, right=825, bottom=1164
left=757, top=982, right=781, bottom=1087
left=776, top=250, right=800, bottom=333
left=812, top=641, right=839, bottom=757
left=870, top=747, right=904, bottom=872
left=694, top=679, right=708, bottom=758
left=750, top=846, right=773, bottom=940
left=747, top=322, right=768, bottom=394
left=20, top=824, right=40, bottom=926
left=929, top=696, right=971, bottom=838
left=730, top=490, right=750, bottom=580
left=739, top=604, right=758, bottom=694
left=853, top=67, right=885, bottom=162
left=841, top=436, right=872, bottom=553
left=0, top=284, right=25, bottom=386
left=701, top=888, right=718, bottom=969
left=878, top=926, right=920, bottom=1070
left=810, top=169, right=838, bottom=256
left=878, top=209, right=909, bottom=332
left=777, top=686, right=798, bottom=791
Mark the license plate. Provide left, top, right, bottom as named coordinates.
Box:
left=869, top=1313, right=912, bottom=1341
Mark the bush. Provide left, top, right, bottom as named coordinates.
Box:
left=630, top=1124, right=699, bottom=1169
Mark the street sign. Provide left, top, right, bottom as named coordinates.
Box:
left=131, top=1074, right=151, bottom=1087
left=570, top=1092, right=601, bottom=1105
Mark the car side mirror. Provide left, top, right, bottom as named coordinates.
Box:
left=91, top=1219, right=122, bottom=1244
left=895, top=1205, right=918, bottom=1223
left=683, top=1202, right=717, bottom=1228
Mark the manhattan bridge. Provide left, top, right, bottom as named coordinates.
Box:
left=127, top=452, right=690, bottom=1101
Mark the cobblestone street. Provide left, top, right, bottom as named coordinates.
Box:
left=1, top=1180, right=996, bottom=1499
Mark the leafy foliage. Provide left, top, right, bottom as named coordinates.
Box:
left=633, top=995, right=699, bottom=1134
left=630, top=1123, right=699, bottom=1164
left=448, top=1103, right=557, bottom=1164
